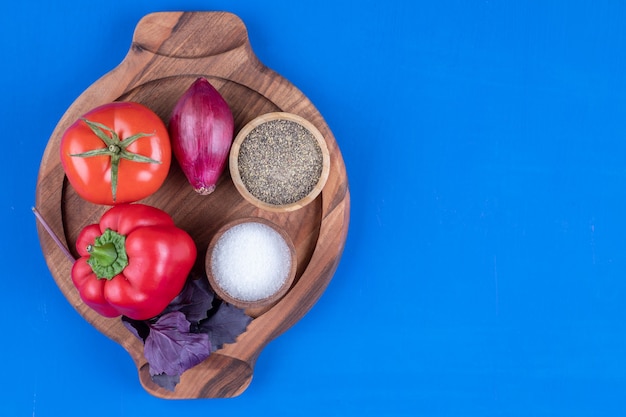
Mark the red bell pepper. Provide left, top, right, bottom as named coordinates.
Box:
left=71, top=203, right=197, bottom=320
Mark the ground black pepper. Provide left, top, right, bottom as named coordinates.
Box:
left=237, top=119, right=323, bottom=205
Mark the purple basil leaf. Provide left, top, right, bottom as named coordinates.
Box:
left=151, top=373, right=181, bottom=392
left=144, top=311, right=211, bottom=377
left=163, top=276, right=215, bottom=323
left=121, top=316, right=150, bottom=341
left=198, top=302, right=252, bottom=352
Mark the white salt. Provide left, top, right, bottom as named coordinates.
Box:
left=211, top=222, right=292, bottom=302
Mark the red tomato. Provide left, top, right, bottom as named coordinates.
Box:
left=60, top=102, right=171, bottom=205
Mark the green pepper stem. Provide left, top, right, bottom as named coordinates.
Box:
left=85, top=228, right=129, bottom=280
left=87, top=242, right=118, bottom=267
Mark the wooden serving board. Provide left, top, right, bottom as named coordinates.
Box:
left=35, top=11, right=349, bottom=399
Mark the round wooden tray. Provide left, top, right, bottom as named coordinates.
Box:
left=34, top=11, right=350, bottom=399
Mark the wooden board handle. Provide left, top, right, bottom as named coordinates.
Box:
left=133, top=12, right=249, bottom=58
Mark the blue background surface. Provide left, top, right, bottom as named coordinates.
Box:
left=3, top=0, right=626, bottom=415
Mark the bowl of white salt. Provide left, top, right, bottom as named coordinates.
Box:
left=205, top=217, right=297, bottom=310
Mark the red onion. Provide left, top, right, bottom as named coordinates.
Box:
left=169, top=77, right=234, bottom=195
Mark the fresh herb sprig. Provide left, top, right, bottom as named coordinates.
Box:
left=122, top=273, right=252, bottom=391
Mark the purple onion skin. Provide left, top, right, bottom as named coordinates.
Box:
left=169, top=78, right=234, bottom=195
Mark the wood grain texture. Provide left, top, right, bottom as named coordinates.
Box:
left=34, top=11, right=349, bottom=399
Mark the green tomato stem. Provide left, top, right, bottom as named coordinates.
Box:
left=69, top=118, right=161, bottom=202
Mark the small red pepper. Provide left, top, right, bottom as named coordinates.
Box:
left=71, top=204, right=197, bottom=320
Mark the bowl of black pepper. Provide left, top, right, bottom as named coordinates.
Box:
left=229, top=112, right=330, bottom=212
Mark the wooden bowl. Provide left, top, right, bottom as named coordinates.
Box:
left=229, top=112, right=331, bottom=212
left=205, top=217, right=297, bottom=310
